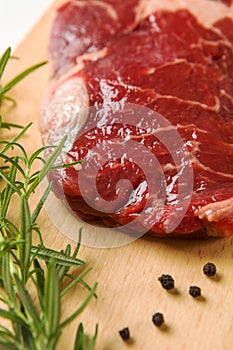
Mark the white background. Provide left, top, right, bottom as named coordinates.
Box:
left=0, top=1, right=52, bottom=54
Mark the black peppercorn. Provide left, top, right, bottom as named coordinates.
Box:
left=189, top=285, right=201, bottom=298
left=119, top=327, right=130, bottom=341
left=158, top=274, right=174, bottom=290
left=203, top=262, right=216, bottom=277
left=152, top=312, right=164, bottom=327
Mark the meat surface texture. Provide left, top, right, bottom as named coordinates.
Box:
left=40, top=0, right=233, bottom=238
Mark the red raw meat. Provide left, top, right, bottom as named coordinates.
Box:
left=221, top=0, right=232, bottom=7
left=49, top=0, right=139, bottom=77
left=40, top=0, right=233, bottom=238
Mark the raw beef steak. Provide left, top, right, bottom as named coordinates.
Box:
left=40, top=0, right=233, bottom=238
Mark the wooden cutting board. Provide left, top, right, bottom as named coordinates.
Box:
left=2, top=1, right=233, bottom=349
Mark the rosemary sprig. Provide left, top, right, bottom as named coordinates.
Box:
left=0, top=48, right=98, bottom=350
left=0, top=47, right=47, bottom=104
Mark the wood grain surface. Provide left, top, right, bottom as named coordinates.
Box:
left=1, top=2, right=233, bottom=349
